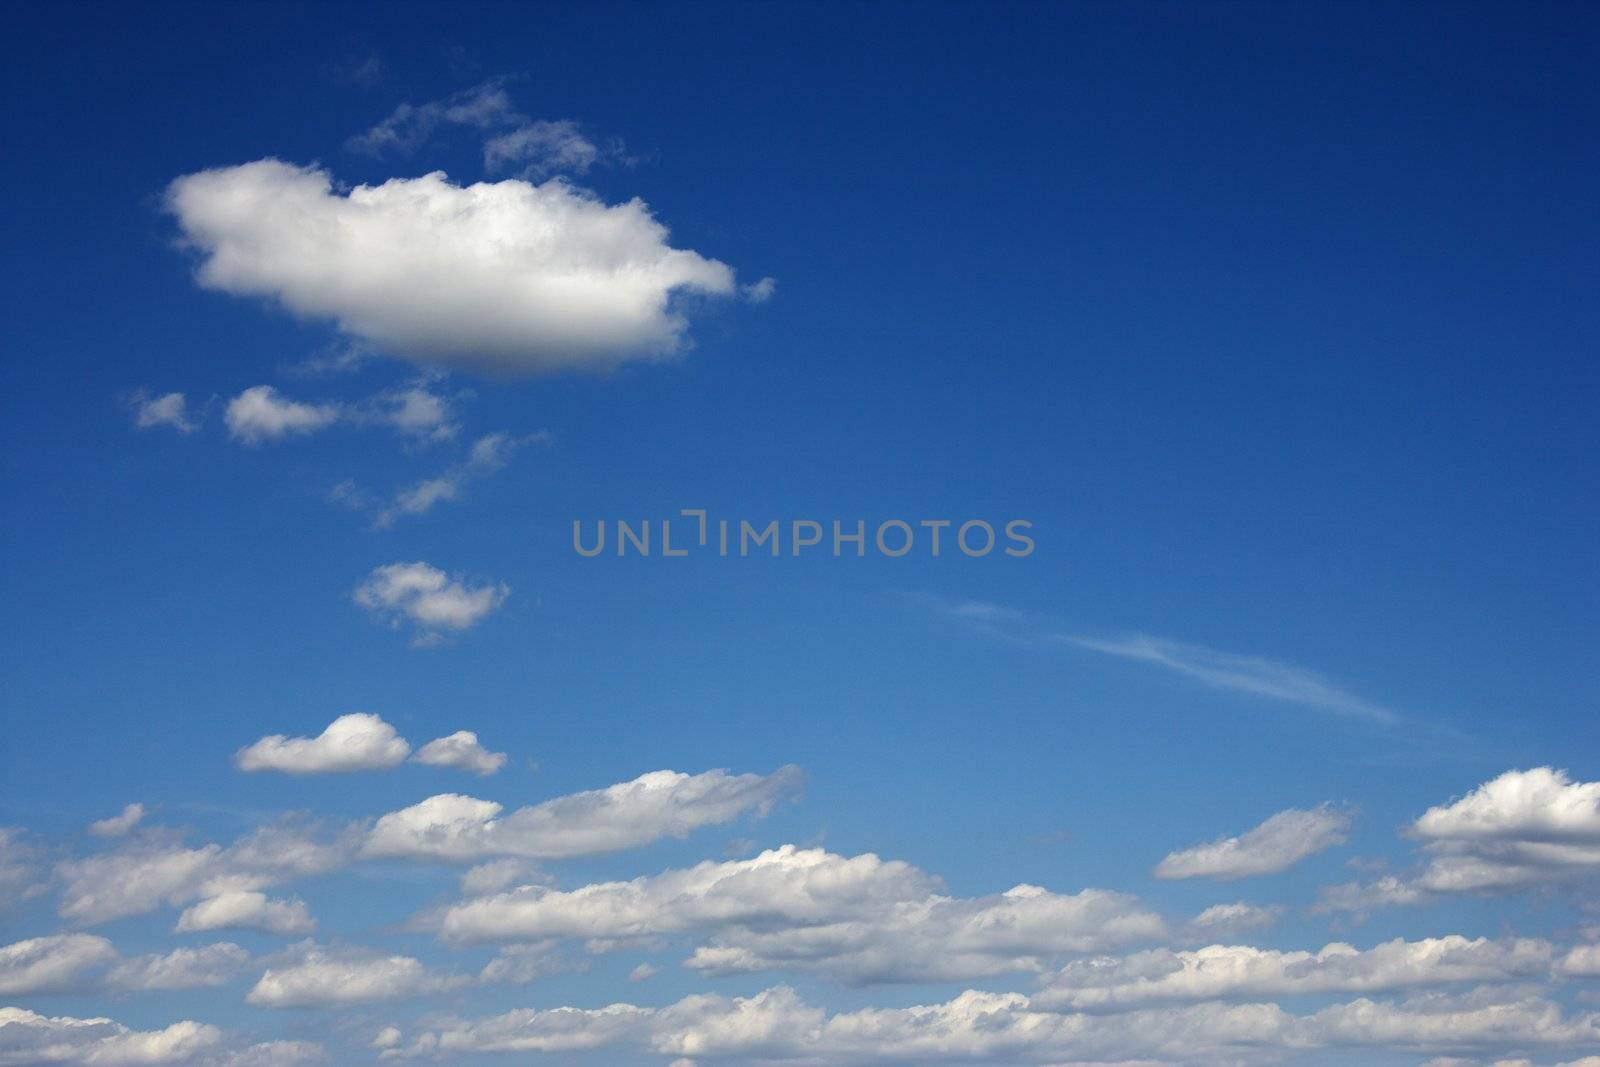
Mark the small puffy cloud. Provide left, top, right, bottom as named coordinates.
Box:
left=235, top=713, right=411, bottom=775
left=353, top=562, right=509, bottom=643
left=743, top=276, right=777, bottom=303
left=411, top=731, right=507, bottom=776
left=222, top=382, right=459, bottom=446
left=132, top=391, right=198, bottom=434
left=224, top=386, right=340, bottom=445
left=372, top=385, right=457, bottom=441
left=1034, top=936, right=1553, bottom=1010
left=166, top=160, right=738, bottom=375
left=176, top=891, right=316, bottom=937
left=1155, top=804, right=1352, bottom=880
left=366, top=766, right=800, bottom=864
left=246, top=942, right=466, bottom=1007
left=381, top=477, right=458, bottom=523
left=629, top=962, right=658, bottom=982
left=89, top=803, right=146, bottom=838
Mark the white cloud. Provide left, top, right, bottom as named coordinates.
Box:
left=353, top=562, right=509, bottom=643
left=373, top=431, right=548, bottom=528
left=1558, top=943, right=1600, bottom=977
left=1070, top=633, right=1398, bottom=723
left=223, top=386, right=340, bottom=445
left=1155, top=804, right=1352, bottom=880
left=385, top=477, right=457, bottom=519
left=378, top=983, right=1600, bottom=1064
left=132, top=391, right=198, bottom=434
left=0, top=1007, right=224, bottom=1066
left=246, top=942, right=466, bottom=1008
left=931, top=600, right=1400, bottom=725
left=460, top=859, right=544, bottom=897
left=484, top=119, right=613, bottom=179
left=53, top=770, right=779, bottom=927
left=89, top=804, right=146, bottom=838
left=743, top=276, right=777, bottom=303
left=176, top=891, right=315, bottom=937
left=0, top=1008, right=313, bottom=1067
left=371, top=385, right=457, bottom=441
left=1315, top=769, right=1600, bottom=905
left=56, top=820, right=354, bottom=926
left=0, top=934, right=247, bottom=996
left=0, top=828, right=43, bottom=906
left=235, top=713, right=411, bottom=775
left=1405, top=768, right=1600, bottom=893
left=220, top=381, right=460, bottom=447
left=0, top=933, right=118, bottom=995
left=477, top=944, right=568, bottom=986
left=365, top=767, right=800, bottom=863
left=1313, top=874, right=1431, bottom=917
left=105, top=943, right=250, bottom=991
left=1034, top=936, right=1553, bottom=1010
left=1184, top=901, right=1282, bottom=938
left=217, top=1040, right=325, bottom=1067
left=411, top=731, right=507, bottom=776
left=350, top=82, right=622, bottom=181
left=437, top=845, right=1164, bottom=985
left=1415, top=768, right=1600, bottom=842
left=166, top=160, right=738, bottom=375
left=348, top=82, right=520, bottom=156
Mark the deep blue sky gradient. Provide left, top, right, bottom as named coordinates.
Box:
left=1, top=3, right=1597, bottom=1061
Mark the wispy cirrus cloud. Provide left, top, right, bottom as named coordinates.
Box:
left=1066, top=633, right=1400, bottom=724
left=349, top=80, right=629, bottom=180
left=372, top=430, right=550, bottom=529
left=923, top=596, right=1399, bottom=725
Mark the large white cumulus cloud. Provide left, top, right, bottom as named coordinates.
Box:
left=165, top=160, right=737, bottom=374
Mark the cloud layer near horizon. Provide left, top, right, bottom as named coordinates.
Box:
left=14, top=740, right=1600, bottom=1066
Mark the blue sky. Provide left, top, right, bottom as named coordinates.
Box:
left=1, top=3, right=1597, bottom=1065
